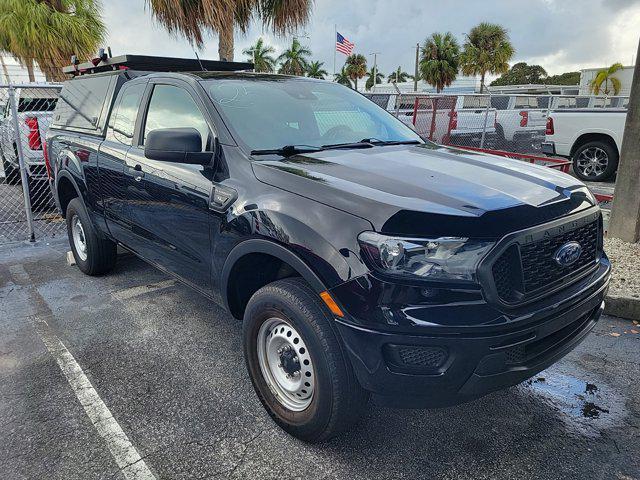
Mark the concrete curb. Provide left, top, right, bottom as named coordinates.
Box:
left=604, top=294, right=640, bottom=322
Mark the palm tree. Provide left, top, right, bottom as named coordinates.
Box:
left=460, top=22, right=514, bottom=93
left=306, top=60, right=328, bottom=79
left=146, top=0, right=312, bottom=62
left=420, top=32, right=460, bottom=93
left=0, top=0, right=105, bottom=82
left=590, top=63, right=624, bottom=95
left=365, top=67, right=384, bottom=91
left=334, top=66, right=352, bottom=88
left=243, top=38, right=276, bottom=73
left=387, top=66, right=412, bottom=84
left=277, top=38, right=311, bottom=76
left=345, top=54, right=367, bottom=90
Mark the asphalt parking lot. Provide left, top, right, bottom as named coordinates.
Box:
left=1, top=239, right=639, bottom=480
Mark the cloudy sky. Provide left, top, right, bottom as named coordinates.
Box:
left=99, top=0, right=640, bottom=78
left=4, top=0, right=640, bottom=82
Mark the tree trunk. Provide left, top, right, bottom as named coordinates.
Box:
left=218, top=25, right=234, bottom=62
left=354, top=78, right=358, bottom=90
left=609, top=38, right=640, bottom=242
left=480, top=71, right=486, bottom=93
left=0, top=57, right=10, bottom=84
left=26, top=60, right=35, bottom=83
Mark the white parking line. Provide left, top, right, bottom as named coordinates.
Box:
left=111, top=279, right=177, bottom=301
left=33, top=315, right=157, bottom=480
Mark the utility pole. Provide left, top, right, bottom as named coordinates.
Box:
left=414, top=43, right=420, bottom=92
left=609, top=37, right=640, bottom=242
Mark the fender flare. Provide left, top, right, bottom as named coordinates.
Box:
left=220, top=238, right=328, bottom=312
left=55, top=170, right=84, bottom=213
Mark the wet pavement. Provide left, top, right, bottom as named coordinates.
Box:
left=0, top=239, right=639, bottom=480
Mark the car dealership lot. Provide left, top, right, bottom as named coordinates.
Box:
left=1, top=240, right=638, bottom=480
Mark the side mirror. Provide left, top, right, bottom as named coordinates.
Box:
left=144, top=127, right=212, bottom=165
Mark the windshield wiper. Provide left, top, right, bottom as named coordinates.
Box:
left=359, top=138, right=422, bottom=146
left=250, top=145, right=324, bottom=157
left=321, top=141, right=375, bottom=150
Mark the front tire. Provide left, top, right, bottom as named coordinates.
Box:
left=243, top=278, right=369, bottom=443
left=66, top=198, right=117, bottom=275
left=572, top=141, right=618, bottom=182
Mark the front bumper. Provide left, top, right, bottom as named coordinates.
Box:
left=330, top=257, right=610, bottom=408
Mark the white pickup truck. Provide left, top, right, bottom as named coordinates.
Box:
left=490, top=95, right=547, bottom=152
left=0, top=86, right=59, bottom=185
left=542, top=108, right=626, bottom=182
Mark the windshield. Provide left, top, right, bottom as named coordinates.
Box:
left=205, top=77, right=422, bottom=152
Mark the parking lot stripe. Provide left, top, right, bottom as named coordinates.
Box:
left=111, top=279, right=177, bottom=301
left=33, top=315, right=157, bottom=480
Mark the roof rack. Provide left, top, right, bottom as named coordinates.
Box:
left=63, top=54, right=253, bottom=76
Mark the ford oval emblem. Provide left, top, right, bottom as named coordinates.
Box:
left=554, top=241, right=582, bottom=267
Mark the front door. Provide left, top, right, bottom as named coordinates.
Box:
left=122, top=81, right=215, bottom=292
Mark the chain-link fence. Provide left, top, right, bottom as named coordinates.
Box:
left=0, top=84, right=64, bottom=244
left=365, top=92, right=629, bottom=154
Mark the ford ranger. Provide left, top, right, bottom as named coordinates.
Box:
left=46, top=55, right=610, bottom=443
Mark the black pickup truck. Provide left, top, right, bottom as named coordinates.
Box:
left=46, top=55, right=610, bottom=443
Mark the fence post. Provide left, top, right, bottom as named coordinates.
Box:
left=480, top=89, right=491, bottom=149
left=8, top=85, right=35, bottom=242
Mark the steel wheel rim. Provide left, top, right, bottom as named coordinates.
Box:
left=257, top=317, right=315, bottom=411
left=71, top=215, right=88, bottom=261
left=576, top=147, right=608, bottom=177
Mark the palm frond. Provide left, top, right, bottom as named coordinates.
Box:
left=0, top=0, right=105, bottom=81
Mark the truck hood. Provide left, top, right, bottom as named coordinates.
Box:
left=251, top=143, right=593, bottom=236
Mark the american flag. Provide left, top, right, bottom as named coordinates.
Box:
left=336, top=32, right=355, bottom=56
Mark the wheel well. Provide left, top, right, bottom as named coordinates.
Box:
left=571, top=133, right=618, bottom=157
left=226, top=253, right=302, bottom=320
left=57, top=176, right=78, bottom=217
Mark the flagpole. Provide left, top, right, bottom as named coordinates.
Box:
left=333, top=24, right=337, bottom=80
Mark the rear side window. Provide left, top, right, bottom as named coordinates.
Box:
left=143, top=84, right=211, bottom=151
left=53, top=75, right=114, bottom=131
left=108, top=83, right=146, bottom=145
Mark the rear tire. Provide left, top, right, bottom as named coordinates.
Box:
left=572, top=140, right=618, bottom=182
left=66, top=198, right=117, bottom=275
left=243, top=278, right=369, bottom=443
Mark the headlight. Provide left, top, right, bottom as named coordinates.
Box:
left=358, top=232, right=494, bottom=282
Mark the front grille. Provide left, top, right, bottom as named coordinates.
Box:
left=491, top=217, right=600, bottom=304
